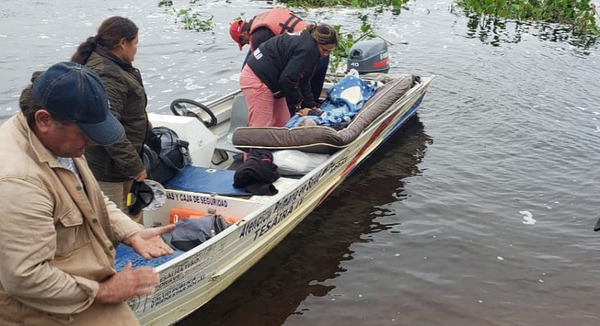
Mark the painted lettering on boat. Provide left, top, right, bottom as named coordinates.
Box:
left=134, top=238, right=219, bottom=312
left=157, top=254, right=207, bottom=290
left=166, top=191, right=228, bottom=207
left=238, top=157, right=349, bottom=241
left=150, top=276, right=204, bottom=308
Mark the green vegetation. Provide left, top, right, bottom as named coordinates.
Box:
left=329, top=14, right=382, bottom=72
left=174, top=9, right=214, bottom=32
left=158, top=1, right=215, bottom=32
left=281, top=0, right=408, bottom=14
left=455, top=0, right=599, bottom=35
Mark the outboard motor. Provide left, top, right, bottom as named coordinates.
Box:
left=346, top=40, right=389, bottom=74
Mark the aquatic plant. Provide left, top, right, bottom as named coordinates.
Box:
left=157, top=1, right=214, bottom=31
left=280, top=0, right=409, bottom=12
left=174, top=8, right=214, bottom=32
left=329, top=13, right=384, bottom=72
left=455, top=0, right=599, bottom=35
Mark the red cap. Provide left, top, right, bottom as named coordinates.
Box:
left=229, top=20, right=246, bottom=50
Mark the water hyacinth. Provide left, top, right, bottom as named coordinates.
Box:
left=157, top=1, right=214, bottom=32
left=174, top=9, right=214, bottom=32
left=455, top=0, right=599, bottom=35
left=280, top=0, right=408, bottom=10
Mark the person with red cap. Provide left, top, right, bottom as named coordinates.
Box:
left=229, top=7, right=330, bottom=110
left=230, top=7, right=309, bottom=52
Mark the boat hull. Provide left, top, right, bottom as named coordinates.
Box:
left=132, top=76, right=433, bottom=325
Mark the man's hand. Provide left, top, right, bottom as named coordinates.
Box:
left=297, top=107, right=320, bottom=117
left=297, top=108, right=312, bottom=116
left=131, top=169, right=147, bottom=182
left=124, top=224, right=176, bottom=259
left=95, top=263, right=159, bottom=303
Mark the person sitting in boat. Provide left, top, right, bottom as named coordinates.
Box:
left=286, top=74, right=377, bottom=130
left=239, top=23, right=338, bottom=128
left=230, top=8, right=330, bottom=114
left=0, top=62, right=175, bottom=326
left=71, top=16, right=149, bottom=224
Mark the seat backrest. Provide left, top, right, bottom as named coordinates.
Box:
left=229, top=93, right=249, bottom=133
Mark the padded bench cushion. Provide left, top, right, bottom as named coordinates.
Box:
left=163, top=166, right=251, bottom=196
left=232, top=74, right=416, bottom=154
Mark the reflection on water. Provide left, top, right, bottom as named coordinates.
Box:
left=464, top=14, right=524, bottom=46
left=459, top=11, right=598, bottom=52
left=176, top=116, right=430, bottom=326
left=535, top=24, right=598, bottom=52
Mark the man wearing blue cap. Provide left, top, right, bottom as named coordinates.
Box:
left=0, top=62, right=175, bottom=326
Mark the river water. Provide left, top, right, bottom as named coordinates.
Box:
left=1, top=0, right=600, bottom=325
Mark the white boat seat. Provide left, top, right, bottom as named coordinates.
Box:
left=215, top=93, right=248, bottom=154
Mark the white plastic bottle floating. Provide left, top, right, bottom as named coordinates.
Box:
left=144, top=179, right=167, bottom=211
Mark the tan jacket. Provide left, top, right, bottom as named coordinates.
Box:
left=0, top=113, right=144, bottom=325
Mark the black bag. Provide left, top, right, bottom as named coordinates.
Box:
left=143, top=126, right=191, bottom=184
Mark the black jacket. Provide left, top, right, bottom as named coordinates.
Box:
left=246, top=29, right=319, bottom=112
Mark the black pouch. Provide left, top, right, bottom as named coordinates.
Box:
left=127, top=181, right=154, bottom=215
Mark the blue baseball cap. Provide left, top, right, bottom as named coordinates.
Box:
left=32, top=62, right=125, bottom=146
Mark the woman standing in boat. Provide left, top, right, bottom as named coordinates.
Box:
left=240, top=23, right=338, bottom=128
left=71, top=16, right=149, bottom=223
